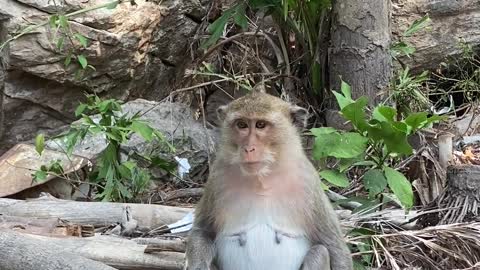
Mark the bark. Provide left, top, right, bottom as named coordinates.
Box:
left=0, top=230, right=116, bottom=270
left=392, top=0, right=480, bottom=71
left=0, top=230, right=185, bottom=270
left=0, top=197, right=191, bottom=229
left=329, top=0, right=392, bottom=105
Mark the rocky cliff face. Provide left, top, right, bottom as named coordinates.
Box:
left=0, top=0, right=208, bottom=154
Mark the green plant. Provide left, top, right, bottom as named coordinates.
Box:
left=202, top=0, right=331, bottom=94
left=35, top=94, right=175, bottom=202
left=389, top=15, right=432, bottom=115
left=391, top=15, right=431, bottom=60
left=311, top=81, right=443, bottom=209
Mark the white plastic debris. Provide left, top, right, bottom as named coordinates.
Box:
left=167, top=211, right=194, bottom=233
left=174, top=156, right=191, bottom=179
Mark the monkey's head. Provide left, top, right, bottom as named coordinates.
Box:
left=216, top=88, right=308, bottom=176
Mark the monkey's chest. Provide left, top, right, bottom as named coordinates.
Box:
left=215, top=223, right=310, bottom=270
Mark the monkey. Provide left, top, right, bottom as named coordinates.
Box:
left=185, top=87, right=353, bottom=270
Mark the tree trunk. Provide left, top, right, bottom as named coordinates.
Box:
left=0, top=230, right=117, bottom=270
left=329, top=0, right=392, bottom=105
left=0, top=197, right=191, bottom=229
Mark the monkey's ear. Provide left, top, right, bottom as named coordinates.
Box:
left=252, top=83, right=267, bottom=94
left=290, top=106, right=308, bottom=128
left=216, top=105, right=228, bottom=121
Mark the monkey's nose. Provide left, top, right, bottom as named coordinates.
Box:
left=244, top=146, right=255, bottom=153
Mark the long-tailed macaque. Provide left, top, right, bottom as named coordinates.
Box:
left=186, top=87, right=353, bottom=270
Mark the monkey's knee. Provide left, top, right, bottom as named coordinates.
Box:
left=302, top=245, right=330, bottom=270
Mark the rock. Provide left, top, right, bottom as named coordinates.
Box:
left=0, top=0, right=207, bottom=154
left=0, top=143, right=87, bottom=198
left=392, top=0, right=480, bottom=71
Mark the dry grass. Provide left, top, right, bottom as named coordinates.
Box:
left=349, top=222, right=480, bottom=269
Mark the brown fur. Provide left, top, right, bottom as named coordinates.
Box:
left=186, top=91, right=353, bottom=270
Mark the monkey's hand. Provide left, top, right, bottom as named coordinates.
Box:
left=185, top=261, right=210, bottom=270
left=301, top=245, right=330, bottom=270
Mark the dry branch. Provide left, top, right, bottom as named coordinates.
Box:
left=0, top=229, right=185, bottom=270
left=0, top=197, right=191, bottom=229
left=0, top=230, right=117, bottom=270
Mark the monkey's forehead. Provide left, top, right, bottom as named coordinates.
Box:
left=227, top=93, right=290, bottom=115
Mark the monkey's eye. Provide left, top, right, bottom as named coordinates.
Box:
left=255, top=120, right=267, bottom=129
left=236, top=120, right=248, bottom=129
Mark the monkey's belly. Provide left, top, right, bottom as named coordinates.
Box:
left=215, top=224, right=310, bottom=270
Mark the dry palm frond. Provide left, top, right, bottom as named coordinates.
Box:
left=349, top=222, right=480, bottom=270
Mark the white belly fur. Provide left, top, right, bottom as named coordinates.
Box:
left=215, top=223, right=311, bottom=270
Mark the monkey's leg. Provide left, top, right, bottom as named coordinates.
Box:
left=301, top=245, right=330, bottom=270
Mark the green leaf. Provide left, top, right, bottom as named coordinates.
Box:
left=58, top=15, right=68, bottom=29
left=403, top=15, right=431, bottom=37
left=64, top=54, right=72, bottom=67
left=49, top=15, right=59, bottom=28
left=319, top=169, right=350, bottom=188
left=384, top=167, right=413, bottom=209
left=367, top=122, right=412, bottom=155
left=341, top=97, right=369, bottom=132
left=313, top=132, right=368, bottom=159
left=332, top=90, right=353, bottom=110
left=340, top=80, right=352, bottom=99
left=105, top=1, right=119, bottom=9
left=363, top=169, right=387, bottom=197
left=405, top=112, right=428, bottom=132
left=391, top=41, right=416, bottom=58
left=56, top=36, right=65, bottom=50
left=74, top=33, right=88, bottom=48
left=131, top=121, right=154, bottom=141
left=310, top=127, right=336, bottom=136
left=332, top=133, right=368, bottom=158
left=77, top=54, right=88, bottom=69
left=32, top=170, right=47, bottom=182
left=233, top=3, right=248, bottom=30
left=201, top=9, right=235, bottom=49
left=313, top=133, right=340, bottom=159
left=372, top=106, right=396, bottom=122
left=35, top=134, right=45, bottom=155
left=75, top=103, right=88, bottom=117
left=150, top=156, right=176, bottom=172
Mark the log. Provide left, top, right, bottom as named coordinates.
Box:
left=0, top=230, right=185, bottom=270
left=0, top=197, right=191, bottom=229
left=392, top=0, right=480, bottom=71
left=0, top=230, right=116, bottom=270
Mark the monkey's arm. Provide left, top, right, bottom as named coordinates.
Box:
left=186, top=227, right=215, bottom=270
left=302, top=161, right=353, bottom=270
left=185, top=181, right=217, bottom=270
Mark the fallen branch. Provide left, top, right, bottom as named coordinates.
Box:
left=0, top=230, right=116, bottom=270
left=0, top=197, right=191, bottom=229
left=0, top=229, right=185, bottom=270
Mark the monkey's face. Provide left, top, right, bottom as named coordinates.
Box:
left=229, top=117, right=277, bottom=176
left=217, top=92, right=308, bottom=177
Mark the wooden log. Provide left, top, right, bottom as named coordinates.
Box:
left=0, top=197, right=191, bottom=229
left=0, top=230, right=185, bottom=270
left=0, top=230, right=117, bottom=270
left=133, top=237, right=186, bottom=253
left=392, top=0, right=480, bottom=71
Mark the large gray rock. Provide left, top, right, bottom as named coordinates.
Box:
left=392, top=0, right=480, bottom=71
left=0, top=0, right=207, bottom=154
